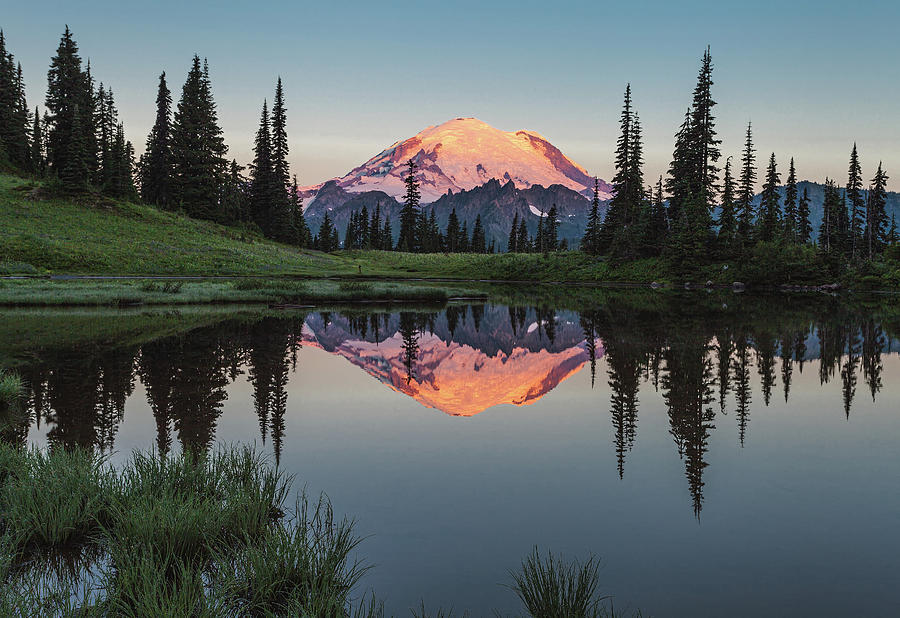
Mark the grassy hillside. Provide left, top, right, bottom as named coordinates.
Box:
left=0, top=175, right=355, bottom=276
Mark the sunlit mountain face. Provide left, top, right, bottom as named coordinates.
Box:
left=301, top=306, right=604, bottom=416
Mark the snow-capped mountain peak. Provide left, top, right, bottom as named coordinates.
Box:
left=304, top=117, right=611, bottom=203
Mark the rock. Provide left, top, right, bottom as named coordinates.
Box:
left=684, top=282, right=692, bottom=290
left=705, top=280, right=714, bottom=287
left=650, top=281, right=662, bottom=289
left=732, top=281, right=746, bottom=291
left=820, top=282, right=842, bottom=292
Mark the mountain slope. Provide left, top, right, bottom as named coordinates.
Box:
left=303, top=117, right=611, bottom=203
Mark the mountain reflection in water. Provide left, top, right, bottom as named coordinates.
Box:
left=4, top=293, right=899, bottom=519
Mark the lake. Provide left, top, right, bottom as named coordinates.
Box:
left=3, top=289, right=899, bottom=616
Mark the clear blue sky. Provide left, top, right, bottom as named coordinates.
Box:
left=4, top=0, right=898, bottom=189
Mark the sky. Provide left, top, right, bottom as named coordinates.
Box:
left=3, top=0, right=899, bottom=190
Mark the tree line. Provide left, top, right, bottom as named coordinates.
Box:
left=577, top=47, right=897, bottom=273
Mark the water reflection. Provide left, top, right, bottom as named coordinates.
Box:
left=4, top=293, right=899, bottom=519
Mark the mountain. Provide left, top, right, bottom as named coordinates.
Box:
left=301, top=307, right=601, bottom=416
left=302, top=117, right=611, bottom=204
left=303, top=177, right=602, bottom=251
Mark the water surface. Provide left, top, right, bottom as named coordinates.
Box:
left=3, top=291, right=900, bottom=616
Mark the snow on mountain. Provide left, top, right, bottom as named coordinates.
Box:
left=303, top=117, right=612, bottom=204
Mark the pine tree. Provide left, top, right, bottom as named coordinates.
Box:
left=317, top=212, right=336, bottom=252
left=689, top=47, right=721, bottom=212
left=716, top=158, right=737, bottom=254
left=757, top=153, right=781, bottom=243
left=45, top=26, right=94, bottom=188
left=170, top=56, right=228, bottom=220
left=446, top=208, right=461, bottom=252
left=581, top=178, right=602, bottom=254
left=221, top=159, right=248, bottom=223
left=57, top=103, right=88, bottom=191
left=140, top=72, right=173, bottom=208
left=290, top=175, right=309, bottom=247
left=866, top=162, right=889, bottom=258
left=270, top=78, right=290, bottom=200
left=544, top=204, right=559, bottom=252
left=846, top=143, right=865, bottom=259
left=0, top=32, right=31, bottom=170
left=665, top=108, right=694, bottom=229
left=646, top=176, right=668, bottom=255
left=471, top=214, right=487, bottom=253
left=382, top=215, right=392, bottom=250
left=397, top=159, right=420, bottom=251
left=797, top=186, right=812, bottom=243
left=736, top=122, right=757, bottom=244
left=508, top=211, right=519, bottom=253
left=30, top=107, right=44, bottom=175
left=250, top=99, right=278, bottom=234
left=517, top=217, right=529, bottom=253
left=459, top=220, right=469, bottom=253
left=889, top=213, right=898, bottom=246
left=602, top=85, right=643, bottom=257
left=783, top=157, right=798, bottom=242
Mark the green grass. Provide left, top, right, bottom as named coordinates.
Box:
left=0, top=174, right=355, bottom=276
left=0, top=370, right=23, bottom=410
left=0, top=278, right=465, bottom=307
left=0, top=444, right=642, bottom=616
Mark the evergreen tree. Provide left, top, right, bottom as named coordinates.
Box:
left=459, top=220, right=470, bottom=253
left=846, top=143, right=865, bottom=259
left=45, top=26, right=94, bottom=187
left=581, top=178, right=602, bottom=254
left=736, top=122, right=757, bottom=244
left=866, top=162, right=889, bottom=258
left=270, top=78, right=290, bottom=200
left=797, top=186, right=812, bottom=243
left=783, top=157, right=798, bottom=242
left=602, top=85, right=644, bottom=257
left=689, top=47, right=721, bottom=212
left=517, top=217, right=529, bottom=253
left=170, top=56, right=228, bottom=221
left=716, top=158, right=737, bottom=254
left=646, top=176, right=668, bottom=256
left=889, top=213, right=898, bottom=246
left=250, top=99, right=279, bottom=234
left=317, top=212, right=337, bottom=252
left=445, top=208, right=461, bottom=252
left=544, top=204, right=559, bottom=252
left=140, top=72, right=173, bottom=208
left=30, top=107, right=44, bottom=175
left=382, top=215, right=392, bottom=250
left=757, top=153, right=781, bottom=242
left=665, top=108, right=694, bottom=229
left=290, top=174, right=310, bottom=247
left=471, top=214, right=487, bottom=253
left=221, top=159, right=249, bottom=223
left=397, top=159, right=420, bottom=251
left=508, top=211, right=519, bottom=253
left=0, top=32, right=31, bottom=170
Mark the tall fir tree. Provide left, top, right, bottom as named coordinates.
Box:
left=716, top=157, right=737, bottom=254
left=797, top=186, right=812, bottom=243
left=689, top=46, right=721, bottom=212
left=471, top=214, right=487, bottom=253
left=170, top=56, right=228, bottom=220
left=397, top=159, right=420, bottom=251
left=249, top=99, right=279, bottom=235
left=581, top=178, right=602, bottom=254
left=865, top=162, right=889, bottom=258
left=602, top=85, right=643, bottom=257
left=783, top=157, right=798, bottom=242
left=846, top=143, right=865, bottom=259
left=736, top=122, right=757, bottom=244
left=140, top=72, right=173, bottom=208
left=508, top=211, right=519, bottom=253
left=30, top=106, right=43, bottom=175
left=757, top=153, right=781, bottom=243
left=0, top=32, right=31, bottom=170
left=45, top=26, right=94, bottom=188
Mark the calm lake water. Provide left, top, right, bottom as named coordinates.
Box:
left=3, top=290, right=900, bottom=616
